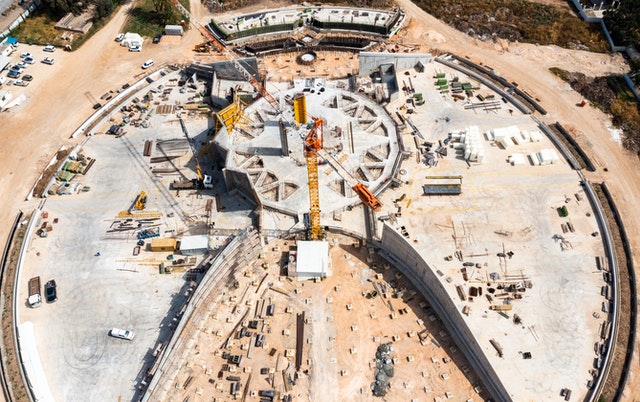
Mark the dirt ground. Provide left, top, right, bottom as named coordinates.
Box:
left=161, top=236, right=481, bottom=401
left=1, top=0, right=640, bottom=400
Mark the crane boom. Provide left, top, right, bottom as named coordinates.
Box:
left=316, top=149, right=382, bottom=211
left=179, top=117, right=213, bottom=188
left=173, top=1, right=281, bottom=114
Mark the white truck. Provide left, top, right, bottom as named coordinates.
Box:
left=28, top=276, right=42, bottom=308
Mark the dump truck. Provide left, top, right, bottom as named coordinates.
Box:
left=28, top=276, right=42, bottom=308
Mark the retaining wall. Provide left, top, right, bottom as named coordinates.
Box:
left=141, top=227, right=261, bottom=401
left=599, top=182, right=636, bottom=402
left=378, top=223, right=512, bottom=402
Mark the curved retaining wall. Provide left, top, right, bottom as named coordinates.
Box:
left=0, top=211, right=24, bottom=401
left=580, top=179, right=619, bottom=402
left=553, top=122, right=597, bottom=172
left=141, top=227, right=261, bottom=401
left=599, top=182, right=636, bottom=402
left=378, top=223, right=512, bottom=402
left=13, top=206, right=49, bottom=402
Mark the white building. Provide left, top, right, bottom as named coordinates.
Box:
left=179, top=235, right=209, bottom=255
left=289, top=241, right=331, bottom=280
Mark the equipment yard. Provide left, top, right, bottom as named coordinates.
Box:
left=0, top=0, right=638, bottom=402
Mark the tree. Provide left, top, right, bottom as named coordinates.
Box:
left=94, top=0, right=114, bottom=19
left=150, top=0, right=176, bottom=23
left=604, top=0, right=640, bottom=48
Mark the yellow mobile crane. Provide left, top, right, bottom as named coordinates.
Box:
left=179, top=117, right=213, bottom=189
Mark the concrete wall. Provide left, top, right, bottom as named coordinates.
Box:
left=359, top=52, right=433, bottom=77
left=378, top=223, right=512, bottom=402
left=142, top=227, right=261, bottom=401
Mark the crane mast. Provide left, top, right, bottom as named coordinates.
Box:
left=304, top=118, right=324, bottom=240
left=173, top=2, right=382, bottom=224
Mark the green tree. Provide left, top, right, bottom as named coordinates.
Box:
left=604, top=0, right=640, bottom=48
left=150, top=0, right=176, bottom=23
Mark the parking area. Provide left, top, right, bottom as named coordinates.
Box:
left=1, top=43, right=64, bottom=104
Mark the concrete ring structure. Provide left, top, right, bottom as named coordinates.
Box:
left=5, top=4, right=625, bottom=402
left=296, top=51, right=317, bottom=65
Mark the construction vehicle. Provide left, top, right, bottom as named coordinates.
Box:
left=133, top=191, right=147, bottom=210
left=179, top=117, right=213, bottom=189
left=193, top=42, right=210, bottom=53
left=28, top=276, right=42, bottom=308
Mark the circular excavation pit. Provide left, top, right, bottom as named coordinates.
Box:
left=297, top=51, right=318, bottom=66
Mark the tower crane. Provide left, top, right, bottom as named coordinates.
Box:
left=304, top=117, right=324, bottom=240
left=172, top=2, right=382, bottom=234
left=304, top=117, right=382, bottom=240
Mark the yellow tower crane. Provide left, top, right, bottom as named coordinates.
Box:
left=304, top=117, right=324, bottom=240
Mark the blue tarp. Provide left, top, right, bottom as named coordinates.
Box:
left=5, top=37, right=18, bottom=45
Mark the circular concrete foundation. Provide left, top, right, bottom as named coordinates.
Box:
left=297, top=51, right=318, bottom=66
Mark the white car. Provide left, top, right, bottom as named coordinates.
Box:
left=141, top=59, right=154, bottom=69
left=115, top=33, right=124, bottom=42
left=129, top=45, right=141, bottom=52
left=23, top=57, right=35, bottom=64
left=41, top=57, right=55, bottom=65
left=43, top=45, right=55, bottom=52
left=14, top=79, right=28, bottom=87
left=109, top=328, right=135, bottom=340
left=20, top=52, right=32, bottom=59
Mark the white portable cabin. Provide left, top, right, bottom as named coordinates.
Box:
left=164, top=24, right=184, bottom=36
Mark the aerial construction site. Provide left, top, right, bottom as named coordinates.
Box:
left=0, top=3, right=626, bottom=402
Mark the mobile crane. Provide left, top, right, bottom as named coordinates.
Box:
left=179, top=117, right=213, bottom=189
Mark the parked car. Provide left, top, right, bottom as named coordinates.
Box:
left=41, top=57, right=55, bottom=65
left=7, top=70, right=20, bottom=78
left=45, top=280, right=57, bottom=302
left=115, top=33, right=125, bottom=42
left=23, top=57, right=35, bottom=64
left=14, top=80, right=28, bottom=87
left=20, top=52, right=32, bottom=59
left=22, top=74, right=33, bottom=81
left=16, top=61, right=27, bottom=69
left=93, top=102, right=101, bottom=110
left=109, top=328, right=135, bottom=340
left=43, top=45, right=55, bottom=52
left=152, top=33, right=163, bottom=44
left=129, top=45, right=141, bottom=52
left=141, top=59, right=154, bottom=69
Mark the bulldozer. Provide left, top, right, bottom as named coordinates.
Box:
left=193, top=42, right=210, bottom=53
